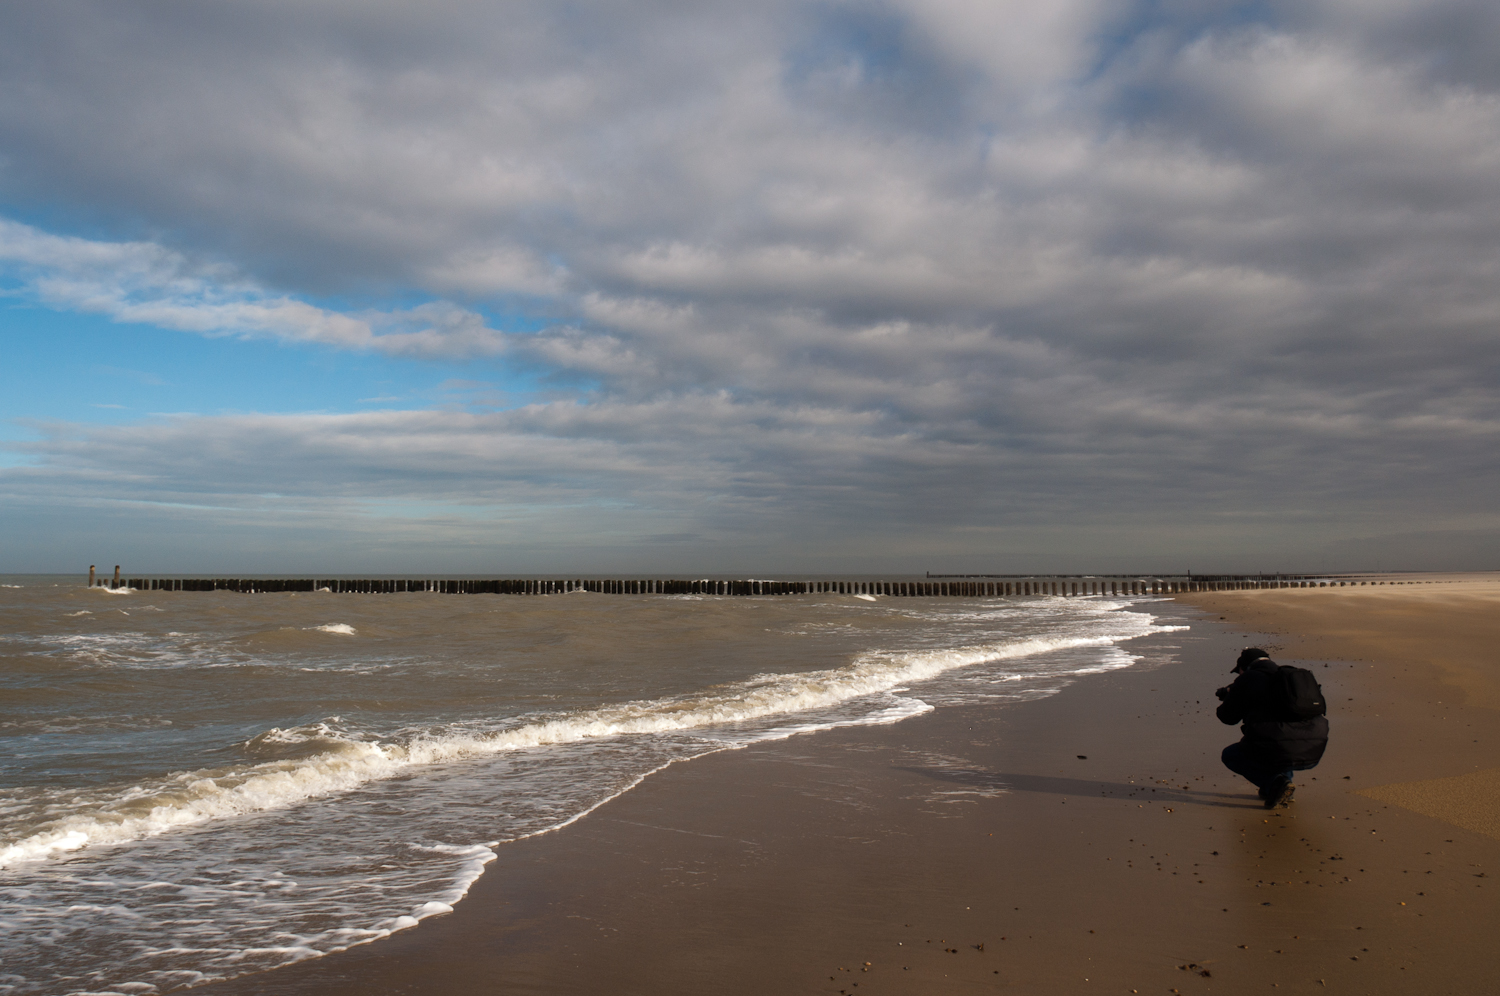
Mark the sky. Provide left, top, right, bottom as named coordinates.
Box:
left=2, top=0, right=1498, bottom=575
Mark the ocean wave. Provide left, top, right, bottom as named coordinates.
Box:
left=0, top=612, right=1168, bottom=870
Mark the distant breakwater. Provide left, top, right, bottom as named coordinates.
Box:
left=89, top=575, right=1381, bottom=596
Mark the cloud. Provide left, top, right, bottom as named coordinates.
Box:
left=0, top=219, right=509, bottom=358
left=2, top=0, right=1499, bottom=568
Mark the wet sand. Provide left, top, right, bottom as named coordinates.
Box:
left=197, top=580, right=1500, bottom=995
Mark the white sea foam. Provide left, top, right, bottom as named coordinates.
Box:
left=311, top=623, right=357, bottom=635
left=246, top=720, right=346, bottom=746
left=0, top=739, right=398, bottom=868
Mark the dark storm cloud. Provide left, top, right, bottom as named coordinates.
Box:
left=2, top=0, right=1499, bottom=569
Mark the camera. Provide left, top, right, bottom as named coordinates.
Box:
left=1215, top=685, right=1230, bottom=700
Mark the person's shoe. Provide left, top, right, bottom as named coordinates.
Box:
left=1264, top=779, right=1295, bottom=809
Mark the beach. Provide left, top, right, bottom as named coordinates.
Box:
left=183, top=574, right=1500, bottom=995
left=0, top=580, right=1163, bottom=993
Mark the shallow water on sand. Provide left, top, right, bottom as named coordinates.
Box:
left=0, top=576, right=1180, bottom=995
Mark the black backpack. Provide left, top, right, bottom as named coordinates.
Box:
left=1277, top=665, right=1327, bottom=720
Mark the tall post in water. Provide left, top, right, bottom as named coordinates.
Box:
left=113, top=565, right=121, bottom=589
left=89, top=565, right=96, bottom=587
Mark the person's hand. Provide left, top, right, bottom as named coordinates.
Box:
left=1215, top=685, right=1230, bottom=700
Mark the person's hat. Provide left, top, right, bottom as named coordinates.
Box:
left=1233, top=647, right=1270, bottom=672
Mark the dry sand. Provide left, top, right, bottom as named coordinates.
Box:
left=196, top=578, right=1500, bottom=995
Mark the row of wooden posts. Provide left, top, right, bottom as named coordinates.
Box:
left=93, top=573, right=1367, bottom=596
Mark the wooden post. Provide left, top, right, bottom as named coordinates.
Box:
left=113, top=565, right=121, bottom=589
left=89, top=565, right=96, bottom=586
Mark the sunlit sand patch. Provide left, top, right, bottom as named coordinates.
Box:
left=1358, top=767, right=1500, bottom=841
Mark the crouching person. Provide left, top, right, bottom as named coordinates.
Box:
left=1216, top=648, right=1329, bottom=809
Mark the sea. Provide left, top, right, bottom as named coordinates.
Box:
left=0, top=575, right=1185, bottom=995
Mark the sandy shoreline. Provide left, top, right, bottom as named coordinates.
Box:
left=195, top=580, right=1500, bottom=995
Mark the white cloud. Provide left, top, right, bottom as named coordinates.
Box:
left=0, top=219, right=508, bottom=358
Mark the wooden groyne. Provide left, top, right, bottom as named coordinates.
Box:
left=94, top=574, right=1390, bottom=596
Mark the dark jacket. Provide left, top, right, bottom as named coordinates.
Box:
left=1216, top=659, right=1329, bottom=768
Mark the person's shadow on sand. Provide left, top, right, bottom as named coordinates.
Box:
left=893, top=765, right=1261, bottom=809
